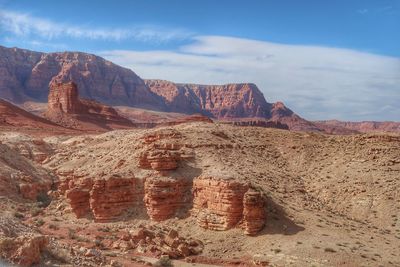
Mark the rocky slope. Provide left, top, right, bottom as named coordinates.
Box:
left=0, top=122, right=399, bottom=266
left=38, top=122, right=399, bottom=266
left=0, top=98, right=65, bottom=131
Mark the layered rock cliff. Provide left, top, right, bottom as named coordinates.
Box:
left=64, top=176, right=143, bottom=222
left=145, top=79, right=323, bottom=131
left=192, top=177, right=265, bottom=234
left=0, top=45, right=165, bottom=108
left=145, top=79, right=272, bottom=118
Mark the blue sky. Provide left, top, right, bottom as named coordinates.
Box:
left=0, top=0, right=399, bottom=121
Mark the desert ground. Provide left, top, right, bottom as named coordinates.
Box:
left=0, top=121, right=399, bottom=267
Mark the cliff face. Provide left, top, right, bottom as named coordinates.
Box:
left=0, top=46, right=165, bottom=109
left=145, top=80, right=327, bottom=132
left=145, top=79, right=272, bottom=118
left=64, top=176, right=144, bottom=222
left=192, top=177, right=265, bottom=234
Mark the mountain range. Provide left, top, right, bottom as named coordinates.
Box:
left=0, top=45, right=398, bottom=134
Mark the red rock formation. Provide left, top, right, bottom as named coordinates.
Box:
left=192, top=177, right=266, bottom=234
left=192, top=177, right=249, bottom=231
left=242, top=189, right=266, bottom=235
left=139, top=150, right=181, bottom=171
left=45, top=81, right=134, bottom=130
left=64, top=176, right=144, bottom=221
left=47, top=81, right=84, bottom=114
left=65, top=178, right=93, bottom=218
left=144, top=177, right=191, bottom=221
left=146, top=80, right=272, bottom=118
left=269, top=102, right=322, bottom=132
left=90, top=176, right=144, bottom=222
left=226, top=119, right=289, bottom=130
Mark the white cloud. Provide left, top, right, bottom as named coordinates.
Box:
left=357, top=9, right=368, bottom=14
left=100, top=36, right=400, bottom=121
left=0, top=9, right=191, bottom=42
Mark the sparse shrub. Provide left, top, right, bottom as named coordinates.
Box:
left=68, top=228, right=77, bottom=239
left=13, top=212, right=24, bottom=219
left=324, top=247, right=336, bottom=253
left=35, top=218, right=45, bottom=226
left=31, top=207, right=42, bottom=217
left=94, top=239, right=103, bottom=248
left=48, top=223, right=59, bottom=230
left=37, top=192, right=51, bottom=208
left=273, top=248, right=281, bottom=254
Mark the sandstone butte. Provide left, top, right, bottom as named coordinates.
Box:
left=58, top=132, right=266, bottom=235
left=44, top=81, right=135, bottom=130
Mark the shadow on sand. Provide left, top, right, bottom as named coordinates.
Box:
left=256, top=195, right=305, bottom=236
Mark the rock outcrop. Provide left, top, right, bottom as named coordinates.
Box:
left=65, top=178, right=93, bottom=218
left=64, top=176, right=144, bottom=222
left=139, top=150, right=181, bottom=171
left=144, top=177, right=191, bottom=221
left=242, top=189, right=266, bottom=235
left=127, top=226, right=203, bottom=258
left=192, top=177, right=265, bottom=235
left=90, top=176, right=144, bottom=222
left=18, top=183, right=52, bottom=201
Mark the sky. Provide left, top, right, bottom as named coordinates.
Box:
left=0, top=0, right=399, bottom=121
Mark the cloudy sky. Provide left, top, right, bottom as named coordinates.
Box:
left=0, top=0, right=399, bottom=121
